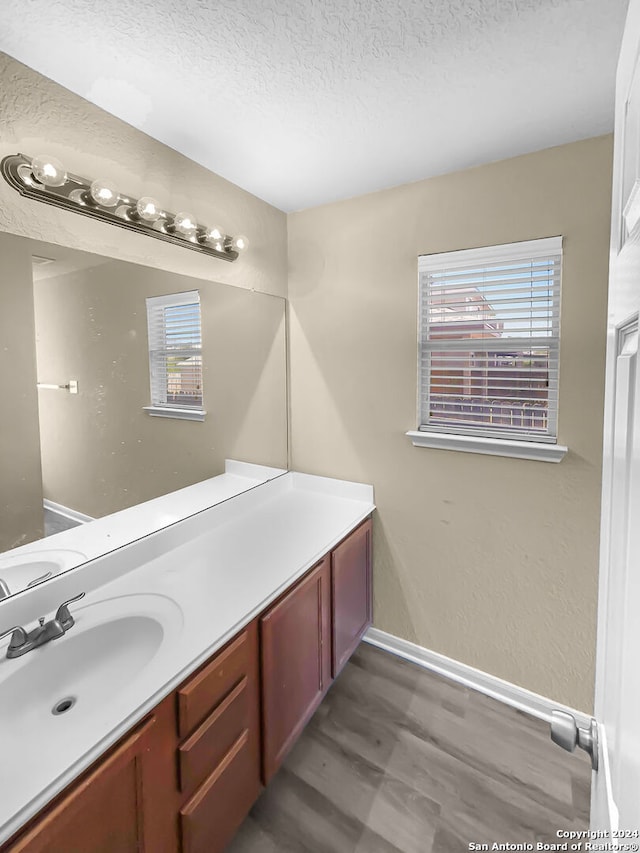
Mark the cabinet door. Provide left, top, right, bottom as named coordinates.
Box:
left=332, top=517, right=372, bottom=677
left=260, top=557, right=331, bottom=783
left=7, top=717, right=157, bottom=853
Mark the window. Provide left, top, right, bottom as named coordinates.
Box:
left=144, top=290, right=205, bottom=421
left=414, top=237, right=563, bottom=454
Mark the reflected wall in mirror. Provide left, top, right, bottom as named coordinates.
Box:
left=0, top=230, right=287, bottom=576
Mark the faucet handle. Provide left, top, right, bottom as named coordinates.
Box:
left=0, top=625, right=28, bottom=650
left=27, top=571, right=53, bottom=589
left=55, top=592, right=86, bottom=630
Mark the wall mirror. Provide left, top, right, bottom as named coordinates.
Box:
left=0, top=230, right=288, bottom=600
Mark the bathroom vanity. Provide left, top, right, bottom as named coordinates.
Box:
left=0, top=468, right=374, bottom=852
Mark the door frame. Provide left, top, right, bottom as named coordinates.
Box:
left=591, top=0, right=640, bottom=830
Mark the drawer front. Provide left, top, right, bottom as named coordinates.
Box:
left=180, top=730, right=259, bottom=853
left=177, top=628, right=250, bottom=738
left=178, top=675, right=249, bottom=795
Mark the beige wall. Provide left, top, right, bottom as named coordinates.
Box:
left=0, top=52, right=288, bottom=548
left=32, top=254, right=287, bottom=519
left=0, top=49, right=613, bottom=710
left=288, top=135, right=613, bottom=712
left=0, top=233, right=44, bottom=550
left=0, top=53, right=287, bottom=298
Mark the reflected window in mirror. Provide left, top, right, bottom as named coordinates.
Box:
left=144, top=290, right=206, bottom=421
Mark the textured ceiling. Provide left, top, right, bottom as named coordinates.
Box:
left=0, top=0, right=629, bottom=211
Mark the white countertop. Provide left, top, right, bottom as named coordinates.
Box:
left=0, top=459, right=286, bottom=597
left=0, top=470, right=374, bottom=846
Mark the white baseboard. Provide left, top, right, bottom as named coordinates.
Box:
left=363, top=627, right=592, bottom=731
left=43, top=499, right=95, bottom=525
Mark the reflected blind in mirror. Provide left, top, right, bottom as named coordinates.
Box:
left=146, top=290, right=204, bottom=411
left=418, top=237, right=562, bottom=443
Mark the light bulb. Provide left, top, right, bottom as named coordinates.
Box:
left=205, top=225, right=225, bottom=242
left=135, top=196, right=162, bottom=222
left=230, top=234, right=249, bottom=252
left=173, top=211, right=198, bottom=237
left=31, top=155, right=67, bottom=187
left=89, top=179, right=119, bottom=207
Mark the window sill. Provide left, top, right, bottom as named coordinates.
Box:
left=405, top=431, right=568, bottom=463
left=143, top=406, right=206, bottom=422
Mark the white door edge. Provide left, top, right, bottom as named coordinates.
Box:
left=591, top=724, right=619, bottom=833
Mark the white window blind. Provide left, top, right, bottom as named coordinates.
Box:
left=145, top=291, right=204, bottom=415
left=418, top=237, right=562, bottom=443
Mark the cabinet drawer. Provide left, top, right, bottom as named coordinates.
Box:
left=178, top=676, right=248, bottom=795
left=177, top=629, right=250, bottom=738
left=180, top=730, right=259, bottom=853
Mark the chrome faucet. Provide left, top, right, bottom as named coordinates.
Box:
left=0, top=579, right=10, bottom=601
left=0, top=592, right=85, bottom=659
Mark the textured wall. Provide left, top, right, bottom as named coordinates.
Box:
left=0, top=53, right=287, bottom=297
left=288, top=136, right=613, bottom=712
left=32, top=257, right=287, bottom=519
left=0, top=233, right=44, bottom=550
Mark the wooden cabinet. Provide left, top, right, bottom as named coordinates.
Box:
left=2, top=514, right=373, bottom=852
left=2, top=625, right=261, bottom=853
left=332, top=517, right=373, bottom=677
left=5, top=716, right=158, bottom=853
left=260, top=556, right=331, bottom=783
left=180, top=730, right=256, bottom=853
left=260, top=518, right=372, bottom=781
left=178, top=676, right=249, bottom=795
left=176, top=628, right=252, bottom=739
left=177, top=621, right=261, bottom=853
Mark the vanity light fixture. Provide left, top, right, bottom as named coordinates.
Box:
left=1, top=153, right=249, bottom=263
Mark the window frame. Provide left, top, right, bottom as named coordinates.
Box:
left=143, top=290, right=206, bottom=422
left=407, top=237, right=568, bottom=462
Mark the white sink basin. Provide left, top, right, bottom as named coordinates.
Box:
left=0, top=593, right=183, bottom=735
left=0, top=549, right=88, bottom=595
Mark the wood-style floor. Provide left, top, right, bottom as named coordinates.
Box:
left=228, top=642, right=590, bottom=853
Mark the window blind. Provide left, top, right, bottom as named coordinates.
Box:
left=146, top=290, right=203, bottom=411
left=418, top=237, right=562, bottom=443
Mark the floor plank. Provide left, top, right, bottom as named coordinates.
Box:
left=228, top=643, right=590, bottom=852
